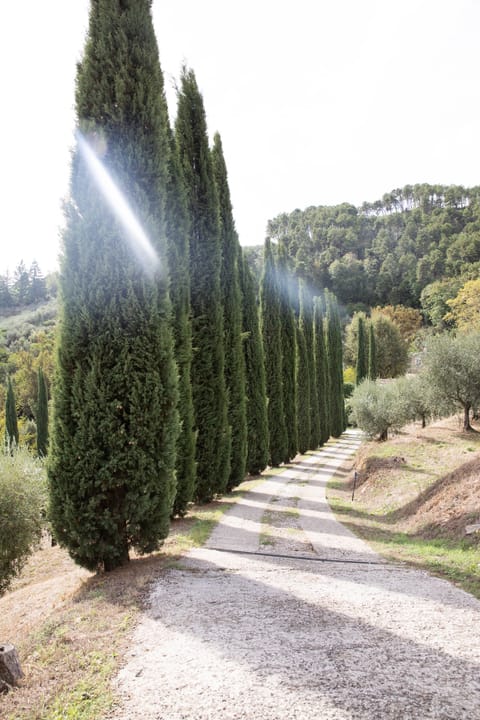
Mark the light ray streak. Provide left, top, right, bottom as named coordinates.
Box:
left=76, top=131, right=159, bottom=273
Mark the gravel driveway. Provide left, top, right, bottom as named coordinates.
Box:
left=113, top=430, right=480, bottom=719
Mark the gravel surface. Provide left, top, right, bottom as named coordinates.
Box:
left=113, top=430, right=480, bottom=719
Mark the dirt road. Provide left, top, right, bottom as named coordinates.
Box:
left=113, top=430, right=480, bottom=719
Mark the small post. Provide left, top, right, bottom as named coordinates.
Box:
left=351, top=470, right=358, bottom=501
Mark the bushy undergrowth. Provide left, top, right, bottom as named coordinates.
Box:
left=0, top=446, right=47, bottom=594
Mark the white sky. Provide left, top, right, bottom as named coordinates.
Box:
left=2, top=0, right=480, bottom=275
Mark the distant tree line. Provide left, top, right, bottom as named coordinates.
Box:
left=0, top=261, right=52, bottom=309
left=266, top=184, right=480, bottom=312
left=47, top=0, right=346, bottom=574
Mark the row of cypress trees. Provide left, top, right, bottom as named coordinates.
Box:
left=260, top=239, right=346, bottom=466
left=48, top=0, right=345, bottom=573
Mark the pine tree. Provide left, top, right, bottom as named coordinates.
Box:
left=356, top=316, right=368, bottom=385
left=367, top=322, right=378, bottom=380
left=175, top=67, right=230, bottom=502
left=239, top=251, right=269, bottom=475
left=313, top=296, right=329, bottom=446
left=325, top=291, right=345, bottom=438
left=5, top=377, right=19, bottom=448
left=165, top=126, right=196, bottom=517
left=277, top=245, right=298, bottom=461
left=48, top=0, right=179, bottom=572
left=212, top=133, right=247, bottom=490
left=260, top=238, right=287, bottom=466
left=36, top=367, right=49, bottom=457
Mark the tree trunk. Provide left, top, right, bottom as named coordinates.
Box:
left=379, top=428, right=388, bottom=441
left=463, top=402, right=472, bottom=432
left=0, top=644, right=24, bottom=692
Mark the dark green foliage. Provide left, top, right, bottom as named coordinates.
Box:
left=36, top=367, right=49, bottom=457
left=239, top=252, right=269, bottom=475
left=371, top=314, right=408, bottom=378
left=367, top=322, right=377, bottom=380
left=295, top=311, right=310, bottom=455
left=297, top=282, right=319, bottom=450
left=356, top=316, right=368, bottom=385
left=260, top=238, right=287, bottom=466
left=277, top=246, right=298, bottom=461
left=5, top=376, right=19, bottom=448
left=0, top=448, right=46, bottom=595
left=49, top=0, right=179, bottom=572
left=212, top=133, right=247, bottom=490
left=325, top=291, right=345, bottom=437
left=313, top=296, right=329, bottom=445
left=267, top=184, right=480, bottom=310
left=175, top=68, right=230, bottom=501
left=165, top=127, right=196, bottom=517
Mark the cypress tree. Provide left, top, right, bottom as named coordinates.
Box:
left=313, top=296, right=329, bottom=446
left=212, top=133, right=247, bottom=490
left=165, top=127, right=196, bottom=517
left=5, top=376, right=19, bottom=448
left=356, top=316, right=368, bottom=385
left=48, top=0, right=179, bottom=572
left=277, top=245, right=298, bottom=461
left=296, top=281, right=311, bottom=454
left=303, top=286, right=320, bottom=450
left=175, top=68, right=230, bottom=501
left=325, top=291, right=345, bottom=438
left=239, top=251, right=269, bottom=475
left=260, top=238, right=287, bottom=466
left=36, top=367, right=49, bottom=457
left=368, top=322, right=378, bottom=380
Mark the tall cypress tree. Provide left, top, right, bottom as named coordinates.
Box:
left=367, top=322, right=378, bottom=380
left=36, top=367, right=49, bottom=457
left=356, top=316, right=368, bottom=385
left=325, top=291, right=345, bottom=438
left=212, top=133, right=247, bottom=490
left=165, top=127, right=196, bottom=517
left=5, top=376, right=19, bottom=448
left=175, top=68, right=230, bottom=501
left=313, top=296, right=329, bottom=446
left=303, top=285, right=320, bottom=450
left=239, top=251, right=269, bottom=475
left=260, top=238, right=287, bottom=466
left=296, top=281, right=311, bottom=454
left=48, top=0, right=179, bottom=572
left=277, top=245, right=298, bottom=461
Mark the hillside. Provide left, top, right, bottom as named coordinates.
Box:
left=264, top=183, right=480, bottom=313
left=328, top=416, right=480, bottom=597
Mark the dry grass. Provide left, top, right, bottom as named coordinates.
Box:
left=328, top=416, right=480, bottom=598
left=0, top=487, right=250, bottom=720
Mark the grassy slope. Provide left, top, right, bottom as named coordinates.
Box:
left=327, top=416, right=480, bottom=599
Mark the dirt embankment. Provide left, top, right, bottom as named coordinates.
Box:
left=348, top=417, right=480, bottom=542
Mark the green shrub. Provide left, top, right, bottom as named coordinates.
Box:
left=350, top=378, right=410, bottom=440
left=0, top=447, right=47, bottom=594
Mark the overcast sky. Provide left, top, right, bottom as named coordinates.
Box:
left=2, top=0, right=480, bottom=275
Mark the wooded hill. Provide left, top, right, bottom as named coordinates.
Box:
left=266, top=184, right=480, bottom=310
